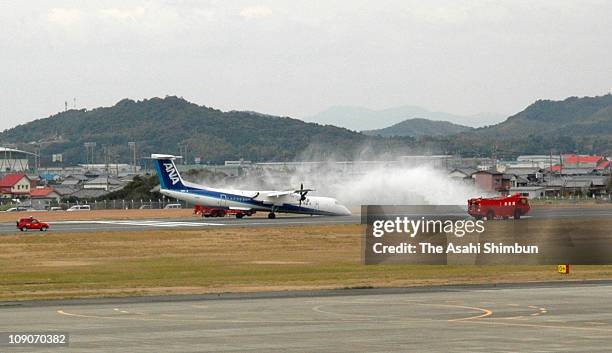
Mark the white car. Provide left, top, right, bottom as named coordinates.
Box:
left=4, top=206, right=28, bottom=212
left=163, top=204, right=182, bottom=209
left=66, top=205, right=91, bottom=211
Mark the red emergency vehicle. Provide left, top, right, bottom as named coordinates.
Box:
left=16, top=217, right=50, bottom=231
left=193, top=205, right=255, bottom=219
left=468, top=193, right=530, bottom=220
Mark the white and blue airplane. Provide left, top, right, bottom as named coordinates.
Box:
left=152, top=154, right=351, bottom=219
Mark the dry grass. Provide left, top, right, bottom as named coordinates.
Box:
left=0, top=209, right=195, bottom=222
left=1, top=224, right=612, bottom=301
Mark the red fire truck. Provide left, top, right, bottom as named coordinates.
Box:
left=193, top=205, right=255, bottom=219
left=468, top=193, right=530, bottom=220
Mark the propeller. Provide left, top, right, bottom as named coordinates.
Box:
left=298, top=183, right=308, bottom=207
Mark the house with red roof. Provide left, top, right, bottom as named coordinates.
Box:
left=0, top=173, right=32, bottom=198
left=30, top=187, right=61, bottom=210
left=549, top=155, right=610, bottom=174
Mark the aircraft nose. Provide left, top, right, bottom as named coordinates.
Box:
left=338, top=204, right=352, bottom=216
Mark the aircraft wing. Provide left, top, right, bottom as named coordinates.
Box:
left=264, top=190, right=294, bottom=197
left=264, top=189, right=315, bottom=198
left=254, top=188, right=316, bottom=205
left=254, top=191, right=296, bottom=205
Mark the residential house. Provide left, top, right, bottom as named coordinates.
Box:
left=509, top=186, right=546, bottom=199
left=549, top=155, right=610, bottom=175
left=545, top=176, right=608, bottom=196
left=448, top=168, right=476, bottom=179
left=84, top=177, right=124, bottom=191
left=502, top=167, right=544, bottom=183
left=30, top=187, right=61, bottom=210
left=0, top=173, right=32, bottom=198
left=473, top=170, right=511, bottom=193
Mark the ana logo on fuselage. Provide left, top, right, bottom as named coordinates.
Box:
left=163, top=163, right=181, bottom=185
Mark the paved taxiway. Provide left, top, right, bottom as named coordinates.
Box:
left=0, top=215, right=362, bottom=234
left=1, top=281, right=612, bottom=352
left=0, top=206, right=610, bottom=234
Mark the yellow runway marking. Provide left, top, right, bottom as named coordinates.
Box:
left=310, top=300, right=494, bottom=323
left=58, top=310, right=165, bottom=322
left=446, top=305, right=493, bottom=322
left=57, top=309, right=358, bottom=324
left=454, top=319, right=612, bottom=332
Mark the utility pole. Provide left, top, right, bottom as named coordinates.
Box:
left=32, top=145, right=40, bottom=173
left=178, top=143, right=187, bottom=165
left=548, top=150, right=553, bottom=189
left=84, top=142, right=96, bottom=167
left=128, top=142, right=136, bottom=173
left=549, top=150, right=552, bottom=172
left=103, top=145, right=110, bottom=191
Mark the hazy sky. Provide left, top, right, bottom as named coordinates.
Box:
left=1, top=0, right=611, bottom=130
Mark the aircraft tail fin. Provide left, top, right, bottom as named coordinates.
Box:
left=151, top=154, right=186, bottom=190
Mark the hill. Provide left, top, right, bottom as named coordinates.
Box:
left=3, top=94, right=610, bottom=164
left=479, top=94, right=612, bottom=137
left=304, top=105, right=504, bottom=131
left=441, top=94, right=612, bottom=158
left=0, top=97, right=419, bottom=164
left=362, top=118, right=473, bottom=137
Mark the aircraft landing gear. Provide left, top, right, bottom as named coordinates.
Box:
left=268, top=212, right=276, bottom=219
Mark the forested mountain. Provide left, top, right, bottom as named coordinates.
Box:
left=0, top=97, right=418, bottom=164
left=478, top=94, right=612, bottom=137
left=362, top=118, right=473, bottom=137
left=438, top=94, right=612, bottom=158
left=2, top=94, right=611, bottom=164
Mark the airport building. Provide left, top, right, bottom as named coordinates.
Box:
left=0, top=147, right=35, bottom=172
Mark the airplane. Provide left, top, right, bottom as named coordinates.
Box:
left=151, top=154, right=351, bottom=219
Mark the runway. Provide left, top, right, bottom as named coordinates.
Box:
left=0, top=207, right=611, bottom=234
left=0, top=215, right=361, bottom=234
left=1, top=281, right=612, bottom=352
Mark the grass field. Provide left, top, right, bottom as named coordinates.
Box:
left=2, top=224, right=612, bottom=301
left=0, top=209, right=194, bottom=222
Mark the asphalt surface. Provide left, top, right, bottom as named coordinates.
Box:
left=0, top=214, right=361, bottom=234
left=1, top=281, right=612, bottom=352
left=0, top=207, right=611, bottom=234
